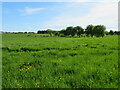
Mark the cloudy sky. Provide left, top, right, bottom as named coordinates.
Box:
left=2, top=0, right=119, bottom=32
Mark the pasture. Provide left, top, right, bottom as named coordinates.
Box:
left=2, top=34, right=118, bottom=88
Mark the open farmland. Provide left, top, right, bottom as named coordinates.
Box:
left=2, top=34, right=118, bottom=88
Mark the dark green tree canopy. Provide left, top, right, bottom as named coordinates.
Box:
left=74, top=26, right=84, bottom=37
left=85, top=25, right=94, bottom=37
left=36, top=24, right=115, bottom=38
left=109, top=30, right=114, bottom=35
left=93, top=25, right=106, bottom=37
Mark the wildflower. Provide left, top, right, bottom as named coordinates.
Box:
left=17, top=84, right=19, bottom=86
left=37, top=85, right=40, bottom=87
left=60, top=78, right=64, bottom=80
left=35, top=82, right=40, bottom=87
left=19, top=65, right=32, bottom=71
left=16, top=83, right=22, bottom=88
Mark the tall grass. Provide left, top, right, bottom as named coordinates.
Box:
left=2, top=34, right=118, bottom=88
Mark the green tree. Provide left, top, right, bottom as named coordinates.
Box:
left=60, top=29, right=66, bottom=36
left=46, top=29, right=53, bottom=36
left=109, top=30, right=114, bottom=35
left=74, top=26, right=84, bottom=37
left=104, top=30, right=109, bottom=35
left=117, top=31, right=120, bottom=35
left=114, top=31, right=118, bottom=35
left=71, top=27, right=77, bottom=37
left=114, top=31, right=120, bottom=35
left=66, top=26, right=74, bottom=36
left=93, top=25, right=106, bottom=37
left=85, top=25, right=94, bottom=37
left=54, top=31, right=60, bottom=36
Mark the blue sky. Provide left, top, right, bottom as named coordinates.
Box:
left=2, top=1, right=118, bottom=32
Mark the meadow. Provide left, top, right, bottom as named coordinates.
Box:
left=2, top=34, right=118, bottom=88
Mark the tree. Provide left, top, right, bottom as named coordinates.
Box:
left=66, top=26, right=73, bottom=36
left=114, top=31, right=120, bottom=35
left=71, top=27, right=77, bottom=37
left=66, top=26, right=77, bottom=37
left=28, top=32, right=35, bottom=34
left=74, top=26, right=84, bottom=37
left=46, top=29, right=53, bottom=36
left=85, top=25, right=94, bottom=37
left=37, top=30, right=48, bottom=34
left=104, top=31, right=109, bottom=35
left=109, top=30, right=114, bottom=35
left=114, top=31, right=118, bottom=35
left=53, top=31, right=60, bottom=36
left=93, top=25, right=106, bottom=37
left=117, top=31, right=120, bottom=35
left=60, top=29, right=66, bottom=36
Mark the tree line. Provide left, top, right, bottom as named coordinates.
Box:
left=2, top=25, right=120, bottom=37
left=37, top=25, right=120, bottom=37
left=2, top=32, right=35, bottom=34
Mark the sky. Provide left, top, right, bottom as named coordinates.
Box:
left=1, top=0, right=119, bottom=32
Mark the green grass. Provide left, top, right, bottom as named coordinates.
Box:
left=2, top=34, right=118, bottom=88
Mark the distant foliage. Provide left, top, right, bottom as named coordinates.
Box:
left=37, top=30, right=48, bottom=34
left=74, top=26, right=84, bottom=37
left=109, top=30, right=114, bottom=35
left=37, top=25, right=108, bottom=37
left=93, top=25, right=106, bottom=37
left=2, top=25, right=120, bottom=37
left=85, top=25, right=94, bottom=37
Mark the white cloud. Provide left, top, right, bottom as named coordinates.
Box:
left=19, top=7, right=45, bottom=16
left=43, top=2, right=118, bottom=31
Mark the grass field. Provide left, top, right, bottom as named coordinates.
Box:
left=2, top=34, right=118, bottom=88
